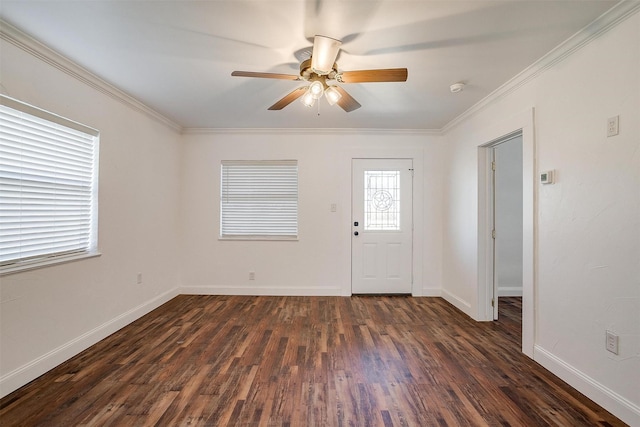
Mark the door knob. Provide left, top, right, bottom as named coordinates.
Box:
left=354, top=231, right=359, bottom=236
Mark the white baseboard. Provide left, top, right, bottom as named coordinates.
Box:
left=179, top=285, right=342, bottom=296
left=0, top=287, right=179, bottom=399
left=498, top=286, right=523, bottom=297
left=180, top=286, right=444, bottom=298
left=441, top=289, right=472, bottom=317
left=534, top=345, right=640, bottom=426
left=421, top=287, right=442, bottom=297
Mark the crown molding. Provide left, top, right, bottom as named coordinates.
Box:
left=182, top=127, right=442, bottom=136
left=0, top=19, right=183, bottom=133
left=441, top=0, right=640, bottom=134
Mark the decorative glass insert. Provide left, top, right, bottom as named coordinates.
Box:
left=364, top=170, right=400, bottom=231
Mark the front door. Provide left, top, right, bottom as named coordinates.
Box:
left=351, top=159, right=413, bottom=294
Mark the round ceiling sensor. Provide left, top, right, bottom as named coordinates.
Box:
left=450, top=82, right=465, bottom=93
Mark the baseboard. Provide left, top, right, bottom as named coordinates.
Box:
left=534, top=345, right=640, bottom=426
left=421, top=287, right=442, bottom=297
left=441, top=289, right=472, bottom=317
left=0, top=287, right=180, bottom=399
left=179, top=285, right=342, bottom=296
left=498, top=286, right=523, bottom=297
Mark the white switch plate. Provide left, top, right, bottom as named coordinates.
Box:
left=331, top=203, right=337, bottom=212
left=606, top=330, right=619, bottom=354
left=607, top=116, right=619, bottom=137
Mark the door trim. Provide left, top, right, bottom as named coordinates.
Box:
left=476, top=108, right=535, bottom=358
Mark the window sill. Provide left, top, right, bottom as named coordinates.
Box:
left=219, top=236, right=298, bottom=242
left=0, top=251, right=102, bottom=276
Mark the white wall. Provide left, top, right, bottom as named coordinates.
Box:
left=495, top=137, right=523, bottom=296
left=442, top=10, right=639, bottom=425
left=180, top=131, right=444, bottom=297
left=0, top=36, right=183, bottom=396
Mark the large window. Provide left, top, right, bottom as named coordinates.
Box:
left=0, top=95, right=100, bottom=273
left=220, top=160, right=298, bottom=239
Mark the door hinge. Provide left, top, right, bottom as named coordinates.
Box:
left=491, top=161, right=496, bottom=171
left=492, top=229, right=496, bottom=239
left=491, top=298, right=495, bottom=307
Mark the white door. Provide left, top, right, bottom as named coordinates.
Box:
left=352, top=159, right=413, bottom=294
left=491, top=135, right=524, bottom=319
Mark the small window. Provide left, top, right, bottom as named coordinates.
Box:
left=0, top=95, right=100, bottom=273
left=364, top=170, right=401, bottom=231
left=220, top=160, right=298, bottom=239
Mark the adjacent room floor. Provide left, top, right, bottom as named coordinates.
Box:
left=0, top=295, right=626, bottom=426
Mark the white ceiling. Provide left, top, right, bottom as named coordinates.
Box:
left=0, top=1, right=620, bottom=130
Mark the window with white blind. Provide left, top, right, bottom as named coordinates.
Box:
left=220, top=160, right=298, bottom=239
left=0, top=95, right=100, bottom=274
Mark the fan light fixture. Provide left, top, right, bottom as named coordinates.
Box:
left=325, top=86, right=342, bottom=106
left=309, top=81, right=324, bottom=99
left=300, top=90, right=316, bottom=108
left=311, top=35, right=341, bottom=75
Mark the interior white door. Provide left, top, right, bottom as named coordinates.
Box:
left=491, top=147, right=499, bottom=320
left=352, top=159, right=413, bottom=294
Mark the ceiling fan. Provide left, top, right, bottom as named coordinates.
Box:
left=231, top=35, right=408, bottom=112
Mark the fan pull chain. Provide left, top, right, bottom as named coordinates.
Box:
left=317, top=99, right=321, bottom=116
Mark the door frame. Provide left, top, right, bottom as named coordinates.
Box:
left=477, top=108, right=535, bottom=358
left=344, top=149, right=424, bottom=297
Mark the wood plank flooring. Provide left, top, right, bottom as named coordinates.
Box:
left=0, top=296, right=626, bottom=426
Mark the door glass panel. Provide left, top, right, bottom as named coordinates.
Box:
left=364, top=170, right=400, bottom=231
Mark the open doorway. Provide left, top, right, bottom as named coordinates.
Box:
left=492, top=135, right=523, bottom=320
left=476, top=108, right=535, bottom=358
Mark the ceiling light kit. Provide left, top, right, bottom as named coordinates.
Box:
left=232, top=35, right=408, bottom=112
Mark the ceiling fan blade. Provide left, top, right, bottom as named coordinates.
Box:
left=268, top=87, right=308, bottom=110
left=333, top=86, right=361, bottom=112
left=311, top=35, right=342, bottom=74
left=338, top=68, right=408, bottom=83
left=232, top=71, right=300, bottom=80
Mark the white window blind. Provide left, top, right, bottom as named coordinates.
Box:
left=0, top=95, right=99, bottom=270
left=221, top=160, right=298, bottom=239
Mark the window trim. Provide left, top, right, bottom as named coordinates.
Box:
left=0, top=95, right=101, bottom=275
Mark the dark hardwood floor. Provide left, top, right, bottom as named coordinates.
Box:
left=0, top=296, right=626, bottom=426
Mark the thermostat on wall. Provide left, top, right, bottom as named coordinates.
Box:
left=540, top=170, right=554, bottom=184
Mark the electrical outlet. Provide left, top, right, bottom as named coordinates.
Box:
left=249, top=271, right=255, bottom=280
left=605, top=331, right=619, bottom=354
left=607, top=116, right=619, bottom=137
left=137, top=273, right=143, bottom=284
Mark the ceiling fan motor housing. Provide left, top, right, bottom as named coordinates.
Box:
left=300, top=58, right=338, bottom=82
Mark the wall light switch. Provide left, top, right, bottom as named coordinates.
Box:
left=607, top=116, right=619, bottom=137
left=331, top=203, right=337, bottom=212
left=606, top=330, right=619, bottom=355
